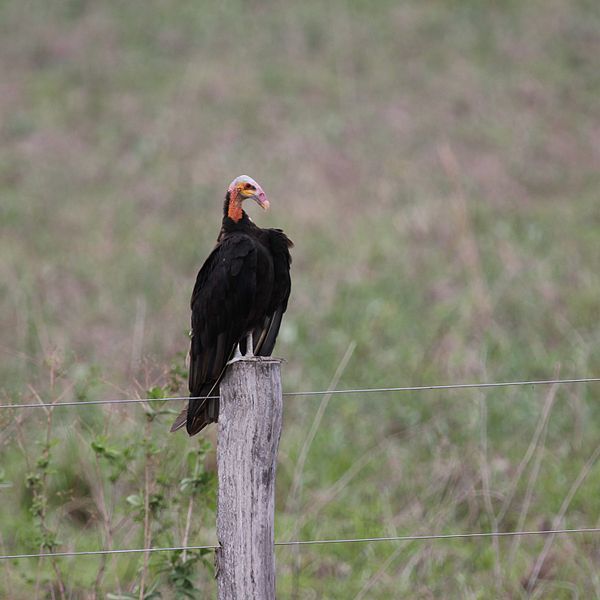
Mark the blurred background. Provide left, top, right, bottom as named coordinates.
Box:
left=1, top=0, right=599, bottom=597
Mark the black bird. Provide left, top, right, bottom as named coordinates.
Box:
left=171, top=175, right=293, bottom=436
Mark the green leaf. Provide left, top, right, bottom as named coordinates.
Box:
left=126, top=494, right=143, bottom=508
left=36, top=457, right=50, bottom=469
left=147, top=386, right=166, bottom=400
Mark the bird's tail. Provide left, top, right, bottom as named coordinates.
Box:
left=169, top=382, right=220, bottom=436
left=169, top=407, right=189, bottom=432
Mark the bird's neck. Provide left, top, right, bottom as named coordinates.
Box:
left=223, top=192, right=249, bottom=228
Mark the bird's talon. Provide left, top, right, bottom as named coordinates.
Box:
left=226, top=356, right=245, bottom=365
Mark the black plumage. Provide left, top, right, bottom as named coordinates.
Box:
left=170, top=176, right=292, bottom=436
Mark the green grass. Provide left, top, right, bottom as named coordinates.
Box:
left=1, top=0, right=600, bottom=597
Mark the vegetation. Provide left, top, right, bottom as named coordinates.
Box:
left=1, top=0, right=599, bottom=597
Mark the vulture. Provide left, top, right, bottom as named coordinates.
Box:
left=171, top=175, right=293, bottom=436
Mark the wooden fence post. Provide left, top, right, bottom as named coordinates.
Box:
left=216, top=357, right=283, bottom=600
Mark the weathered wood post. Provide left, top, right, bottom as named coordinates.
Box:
left=216, top=357, right=283, bottom=600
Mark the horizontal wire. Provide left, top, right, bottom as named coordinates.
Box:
left=274, top=527, right=600, bottom=547
left=2, top=527, right=599, bottom=561
left=0, top=544, right=217, bottom=561
left=283, top=377, right=600, bottom=397
left=1, top=377, right=599, bottom=410
left=0, top=395, right=197, bottom=410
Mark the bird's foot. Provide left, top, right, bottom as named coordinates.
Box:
left=227, top=344, right=244, bottom=365
left=226, top=356, right=245, bottom=365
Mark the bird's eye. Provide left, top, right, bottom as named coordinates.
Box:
left=244, top=183, right=254, bottom=190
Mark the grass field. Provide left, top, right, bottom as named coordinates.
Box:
left=1, top=0, right=599, bottom=597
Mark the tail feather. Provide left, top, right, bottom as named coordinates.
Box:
left=256, top=308, right=284, bottom=357
left=170, top=408, right=188, bottom=432
left=170, top=382, right=220, bottom=436
left=186, top=395, right=219, bottom=436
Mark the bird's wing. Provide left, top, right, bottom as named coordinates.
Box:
left=253, top=229, right=293, bottom=357
left=189, top=233, right=258, bottom=394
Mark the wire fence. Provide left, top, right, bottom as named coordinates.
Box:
left=2, top=376, right=600, bottom=564
left=2, top=528, right=600, bottom=562
left=1, top=377, right=599, bottom=410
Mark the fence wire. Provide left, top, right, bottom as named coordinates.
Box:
left=2, top=527, right=599, bottom=561
left=2, top=377, right=599, bottom=564
left=1, top=377, right=599, bottom=410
